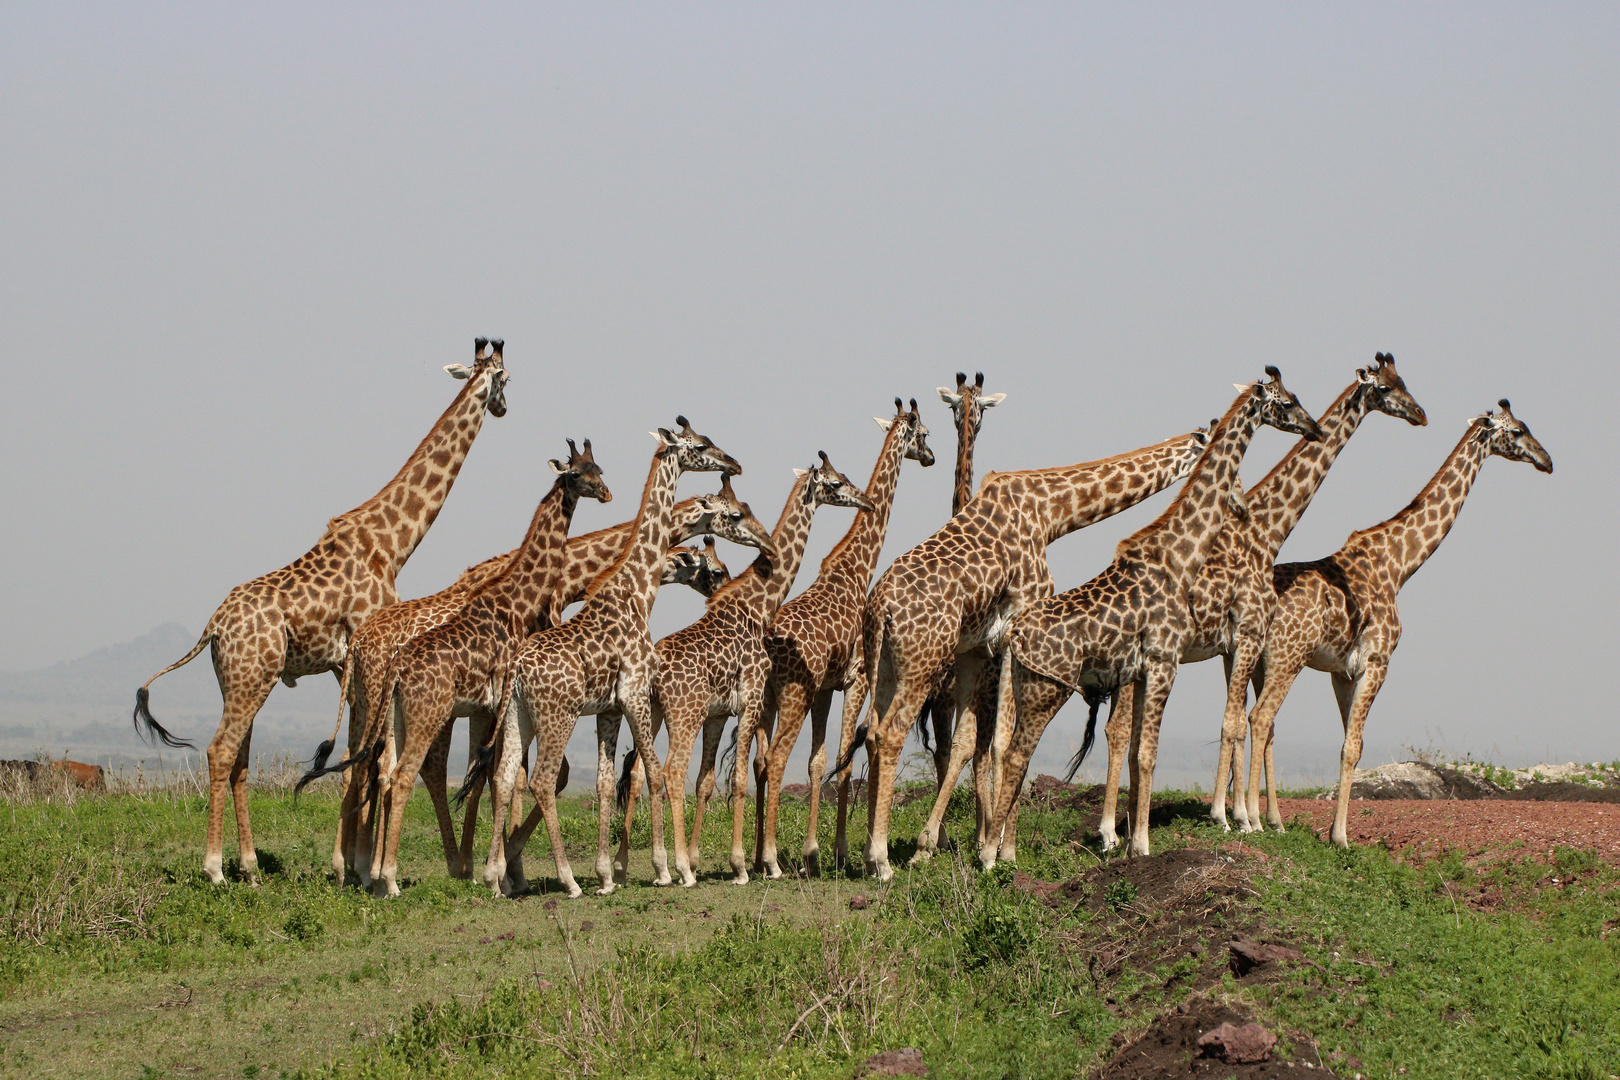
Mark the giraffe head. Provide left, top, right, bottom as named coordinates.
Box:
left=548, top=438, right=612, bottom=503
left=937, top=371, right=1007, bottom=439
left=1355, top=353, right=1428, bottom=427
left=694, top=475, right=777, bottom=553
left=443, top=337, right=510, bottom=418
left=874, top=397, right=937, bottom=467
left=1247, top=366, right=1323, bottom=441
left=1476, top=399, right=1553, bottom=473
left=662, top=538, right=732, bottom=596
left=792, top=451, right=878, bottom=511
left=663, top=416, right=743, bottom=475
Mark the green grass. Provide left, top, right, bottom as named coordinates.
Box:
left=2, top=775, right=1617, bottom=1079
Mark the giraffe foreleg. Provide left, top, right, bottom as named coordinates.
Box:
left=802, top=680, right=844, bottom=876
left=761, top=681, right=813, bottom=880
left=660, top=707, right=702, bottom=888
left=1098, top=682, right=1136, bottom=852
left=1243, top=654, right=1304, bottom=834
left=617, top=680, right=669, bottom=890
left=980, top=663, right=1067, bottom=869
left=865, top=683, right=932, bottom=882
left=1331, top=661, right=1387, bottom=846
left=1212, top=633, right=1262, bottom=832
left=917, top=654, right=982, bottom=862
left=1127, top=657, right=1179, bottom=857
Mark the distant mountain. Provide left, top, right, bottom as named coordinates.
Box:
left=0, top=622, right=221, bottom=708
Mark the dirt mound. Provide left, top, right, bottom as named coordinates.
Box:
left=1022, top=776, right=1210, bottom=838
left=1093, top=997, right=1338, bottom=1079
left=1500, top=780, right=1620, bottom=804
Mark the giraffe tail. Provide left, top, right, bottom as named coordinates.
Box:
left=614, top=749, right=637, bottom=811
left=831, top=723, right=866, bottom=777
left=132, top=628, right=214, bottom=750
left=1062, top=686, right=1110, bottom=784
left=293, top=656, right=361, bottom=797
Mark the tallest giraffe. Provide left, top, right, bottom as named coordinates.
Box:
left=134, top=337, right=510, bottom=883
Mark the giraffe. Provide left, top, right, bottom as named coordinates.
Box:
left=133, top=337, right=509, bottom=883
left=849, top=426, right=1212, bottom=882
left=1240, top=400, right=1551, bottom=847
left=981, top=369, right=1322, bottom=864
left=916, top=373, right=1006, bottom=813
left=1189, top=355, right=1428, bottom=835
left=365, top=436, right=615, bottom=897
left=479, top=421, right=765, bottom=898
left=304, top=484, right=764, bottom=885
left=1089, top=356, right=1427, bottom=845
left=613, top=456, right=877, bottom=887
left=750, top=398, right=936, bottom=882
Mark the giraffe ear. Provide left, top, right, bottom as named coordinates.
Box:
left=548, top=459, right=566, bottom=474
left=792, top=468, right=809, bottom=478
left=445, top=364, right=474, bottom=380
left=982, top=393, right=1006, bottom=407
left=874, top=416, right=895, bottom=431
left=937, top=387, right=962, bottom=406
left=652, top=428, right=678, bottom=445
left=1233, top=383, right=1253, bottom=392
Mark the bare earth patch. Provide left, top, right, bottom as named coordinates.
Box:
left=1270, top=798, right=1620, bottom=866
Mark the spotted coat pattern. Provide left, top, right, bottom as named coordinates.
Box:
left=983, top=372, right=1324, bottom=862
left=751, top=399, right=935, bottom=883
left=487, top=424, right=768, bottom=899
left=133, top=338, right=509, bottom=883
left=1241, top=403, right=1552, bottom=848
left=854, top=427, right=1211, bottom=881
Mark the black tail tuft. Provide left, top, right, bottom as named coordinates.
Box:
left=307, top=738, right=336, bottom=772
left=831, top=723, right=869, bottom=777
left=614, top=750, right=636, bottom=811
left=913, top=699, right=934, bottom=754
left=1061, top=691, right=1108, bottom=783
left=453, top=740, right=496, bottom=810
left=132, top=687, right=197, bottom=750
left=716, top=725, right=740, bottom=796
left=294, top=738, right=370, bottom=795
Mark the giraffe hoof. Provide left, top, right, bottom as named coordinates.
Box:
left=731, top=872, right=750, bottom=886
left=594, top=883, right=616, bottom=897
left=653, top=874, right=673, bottom=887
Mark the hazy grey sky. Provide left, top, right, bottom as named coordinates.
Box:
left=3, top=5, right=1615, bottom=771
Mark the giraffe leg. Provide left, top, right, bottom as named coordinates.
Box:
left=981, top=665, right=1067, bottom=869
left=831, top=695, right=865, bottom=874
left=918, top=655, right=983, bottom=862
left=801, top=683, right=842, bottom=876
left=204, top=657, right=279, bottom=885
left=482, top=705, right=527, bottom=896
left=1243, top=656, right=1303, bottom=834
left=421, top=720, right=462, bottom=877
left=1098, top=681, right=1136, bottom=852
left=729, top=697, right=768, bottom=884
left=662, top=709, right=701, bottom=888
left=229, top=725, right=258, bottom=882
left=615, top=747, right=645, bottom=883
left=455, top=712, right=496, bottom=878
left=865, top=683, right=931, bottom=882
left=593, top=713, right=624, bottom=893
left=761, top=681, right=813, bottom=880
left=1212, top=634, right=1262, bottom=832
left=616, top=685, right=670, bottom=891
left=1127, top=658, right=1179, bottom=857
left=375, top=706, right=450, bottom=898
left=527, top=714, right=582, bottom=899
left=1329, top=663, right=1385, bottom=845
left=688, top=716, right=727, bottom=868
left=332, top=678, right=367, bottom=881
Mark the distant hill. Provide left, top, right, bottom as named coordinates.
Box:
left=0, top=624, right=341, bottom=764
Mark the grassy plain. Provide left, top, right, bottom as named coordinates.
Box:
left=1, top=768, right=1617, bottom=1079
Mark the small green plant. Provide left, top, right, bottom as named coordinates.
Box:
left=961, top=898, right=1039, bottom=967
left=1104, top=878, right=1139, bottom=911
left=282, top=906, right=324, bottom=942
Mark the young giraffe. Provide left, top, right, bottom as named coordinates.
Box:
left=1241, top=401, right=1552, bottom=847
left=309, top=487, right=763, bottom=885
left=366, top=437, right=615, bottom=897
left=915, top=373, right=1006, bottom=814
left=1085, top=358, right=1427, bottom=846
left=482, top=422, right=765, bottom=898
left=981, top=369, right=1323, bottom=864
left=850, top=427, right=1211, bottom=881
left=751, top=398, right=936, bottom=882
left=133, top=337, right=509, bottom=883
left=614, top=458, right=876, bottom=886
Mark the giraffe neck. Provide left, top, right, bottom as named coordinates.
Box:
left=1247, top=381, right=1373, bottom=557
left=705, top=473, right=816, bottom=620
left=816, top=423, right=907, bottom=591
left=953, top=399, right=976, bottom=517
left=1122, top=393, right=1259, bottom=589
left=1359, top=422, right=1491, bottom=589
left=582, top=447, right=682, bottom=619
left=471, top=479, right=580, bottom=636
left=1009, top=431, right=1210, bottom=547
left=341, top=372, right=494, bottom=579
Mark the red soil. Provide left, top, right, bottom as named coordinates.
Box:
left=1268, top=797, right=1620, bottom=866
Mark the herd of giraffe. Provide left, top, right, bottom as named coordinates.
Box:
left=133, top=340, right=1552, bottom=896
